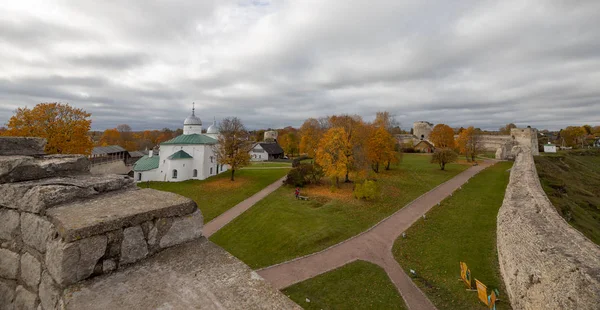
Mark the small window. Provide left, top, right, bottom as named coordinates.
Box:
left=137, top=173, right=142, bottom=181
left=172, top=169, right=178, bottom=179
left=210, top=167, right=213, bottom=175
left=210, top=156, right=214, bottom=163
left=193, top=169, right=197, bottom=177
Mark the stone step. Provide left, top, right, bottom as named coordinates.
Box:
left=0, top=174, right=134, bottom=214
left=0, top=137, right=46, bottom=156
left=61, top=238, right=301, bottom=310
left=0, top=154, right=89, bottom=184
left=46, top=189, right=197, bottom=242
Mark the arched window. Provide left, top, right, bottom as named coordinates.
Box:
left=172, top=169, right=178, bottom=179
left=421, top=134, right=424, bottom=140
left=137, top=173, right=142, bottom=181
left=193, top=169, right=198, bottom=177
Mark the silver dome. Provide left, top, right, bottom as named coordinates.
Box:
left=206, top=118, right=218, bottom=134
left=184, top=114, right=202, bottom=126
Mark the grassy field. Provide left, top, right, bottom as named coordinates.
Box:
left=247, top=161, right=292, bottom=167
left=142, top=168, right=289, bottom=222
left=478, top=151, right=497, bottom=159
left=210, top=154, right=469, bottom=269
left=535, top=149, right=600, bottom=245
left=283, top=260, right=407, bottom=310
left=392, top=161, right=513, bottom=310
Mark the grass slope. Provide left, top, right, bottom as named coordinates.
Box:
left=210, top=154, right=469, bottom=269
left=535, top=150, right=600, bottom=245
left=393, top=161, right=513, bottom=310
left=283, top=260, right=407, bottom=310
left=142, top=168, right=289, bottom=222
left=247, top=161, right=292, bottom=167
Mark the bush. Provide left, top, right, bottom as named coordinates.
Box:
left=354, top=180, right=379, bottom=200
left=284, top=163, right=324, bottom=187
left=292, top=155, right=310, bottom=167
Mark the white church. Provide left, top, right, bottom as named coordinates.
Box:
left=133, top=105, right=228, bottom=182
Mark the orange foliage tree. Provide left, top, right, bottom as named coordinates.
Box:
left=299, top=118, right=323, bottom=158
left=429, top=124, right=455, bottom=148
left=316, top=127, right=351, bottom=187
left=99, top=128, right=121, bottom=146
left=456, top=126, right=482, bottom=161
left=213, top=117, right=252, bottom=181
left=366, top=126, right=397, bottom=173
left=3, top=102, right=93, bottom=155
left=328, top=115, right=368, bottom=182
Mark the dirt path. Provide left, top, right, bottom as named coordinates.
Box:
left=203, top=176, right=287, bottom=237
left=257, top=161, right=494, bottom=310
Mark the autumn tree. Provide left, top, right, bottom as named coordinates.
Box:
left=316, top=127, right=351, bottom=187
left=431, top=148, right=458, bottom=170
left=457, top=126, right=482, bottom=161
left=279, top=130, right=299, bottom=157
left=366, top=125, right=398, bottom=173
left=3, top=103, right=93, bottom=155
left=299, top=118, right=323, bottom=157
left=429, top=124, right=455, bottom=148
left=99, top=128, right=121, bottom=146
left=213, top=117, right=252, bottom=181
left=560, top=126, right=586, bottom=147
left=328, top=114, right=368, bottom=182
left=499, top=123, right=517, bottom=135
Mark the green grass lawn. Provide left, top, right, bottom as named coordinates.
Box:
left=478, top=151, right=497, bottom=159
left=247, top=161, right=292, bottom=167
left=210, top=154, right=469, bottom=269
left=535, top=149, right=600, bottom=245
left=392, top=161, right=513, bottom=310
left=141, top=168, right=289, bottom=222
left=283, top=260, right=407, bottom=310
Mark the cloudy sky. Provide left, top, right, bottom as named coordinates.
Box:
left=1, top=0, right=599, bottom=131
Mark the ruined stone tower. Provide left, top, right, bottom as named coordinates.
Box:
left=0, top=137, right=298, bottom=310
left=412, top=121, right=433, bottom=141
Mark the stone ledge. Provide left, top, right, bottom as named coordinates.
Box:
left=62, top=238, right=300, bottom=310
left=0, top=137, right=46, bottom=156
left=0, top=174, right=134, bottom=214
left=0, top=155, right=89, bottom=184
left=46, top=189, right=197, bottom=242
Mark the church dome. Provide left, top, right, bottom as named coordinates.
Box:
left=184, top=114, right=202, bottom=126
left=206, top=118, right=218, bottom=134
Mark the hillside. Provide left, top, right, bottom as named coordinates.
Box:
left=535, top=150, right=600, bottom=245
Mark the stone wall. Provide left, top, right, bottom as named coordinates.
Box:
left=89, top=159, right=131, bottom=175
left=497, top=146, right=600, bottom=309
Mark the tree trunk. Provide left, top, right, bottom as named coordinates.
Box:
left=230, top=169, right=235, bottom=181
left=336, top=176, right=340, bottom=188
left=441, top=162, right=445, bottom=170
left=345, top=170, right=350, bottom=183
left=385, top=160, right=391, bottom=170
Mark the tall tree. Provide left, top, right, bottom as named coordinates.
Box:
left=299, top=118, right=323, bottom=158
left=328, top=114, right=368, bottom=182
left=429, top=124, right=455, bottom=148
left=3, top=102, right=93, bottom=155
left=99, top=128, right=121, bottom=146
left=560, top=126, right=586, bottom=147
left=366, top=126, right=397, bottom=173
left=316, top=127, right=351, bottom=187
left=431, top=148, right=458, bottom=170
left=279, top=131, right=298, bottom=157
left=457, top=126, right=482, bottom=161
left=213, top=117, right=252, bottom=181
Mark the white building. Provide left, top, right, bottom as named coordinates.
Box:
left=249, top=142, right=285, bottom=161
left=133, top=106, right=227, bottom=182
left=543, top=143, right=557, bottom=153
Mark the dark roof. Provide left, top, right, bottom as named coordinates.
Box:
left=133, top=155, right=160, bottom=171
left=161, top=134, right=217, bottom=145
left=128, top=151, right=145, bottom=158
left=414, top=140, right=434, bottom=148
left=92, top=145, right=127, bottom=155
left=167, top=150, right=193, bottom=160
left=258, top=142, right=284, bottom=155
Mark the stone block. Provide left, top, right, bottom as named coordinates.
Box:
left=14, top=286, right=37, bottom=310
left=0, top=279, right=16, bottom=308
left=0, top=155, right=89, bottom=184
left=20, top=253, right=41, bottom=291
left=45, top=235, right=106, bottom=286
left=20, top=213, right=54, bottom=254
left=0, top=209, right=20, bottom=240
left=0, top=137, right=45, bottom=156
left=0, top=248, right=19, bottom=279
left=47, top=189, right=196, bottom=242
left=39, top=272, right=59, bottom=310
left=159, top=210, right=203, bottom=248
left=0, top=175, right=132, bottom=214
left=120, top=226, right=148, bottom=265
left=102, top=259, right=116, bottom=273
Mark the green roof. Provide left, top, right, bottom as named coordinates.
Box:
left=133, top=155, right=160, bottom=171
left=161, top=134, right=217, bottom=145
left=167, top=150, right=193, bottom=160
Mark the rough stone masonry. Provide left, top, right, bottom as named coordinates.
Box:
left=0, top=137, right=299, bottom=310
left=497, top=145, right=600, bottom=309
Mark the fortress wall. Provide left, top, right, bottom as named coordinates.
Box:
left=497, top=146, right=600, bottom=309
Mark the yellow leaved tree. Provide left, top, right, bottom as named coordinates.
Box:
left=429, top=124, right=455, bottom=148
left=3, top=102, right=93, bottom=155
left=316, top=127, right=351, bottom=187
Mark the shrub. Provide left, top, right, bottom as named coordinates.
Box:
left=284, top=163, right=324, bottom=187
left=354, top=180, right=379, bottom=200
